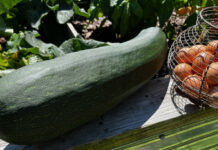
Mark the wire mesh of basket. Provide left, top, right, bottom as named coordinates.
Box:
left=168, top=6, right=218, bottom=108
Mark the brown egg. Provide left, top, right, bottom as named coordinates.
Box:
left=182, top=74, right=209, bottom=99
left=204, top=50, right=218, bottom=62
left=207, top=86, right=218, bottom=107
left=203, top=62, right=218, bottom=86
left=192, top=52, right=213, bottom=76
left=176, top=47, right=194, bottom=64
left=174, top=63, right=193, bottom=81
left=190, top=45, right=207, bottom=53
left=206, top=40, right=218, bottom=54
left=176, top=45, right=205, bottom=65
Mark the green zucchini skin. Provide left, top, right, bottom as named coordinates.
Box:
left=0, top=27, right=167, bottom=144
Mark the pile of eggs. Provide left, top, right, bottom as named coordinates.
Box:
left=173, top=40, right=218, bottom=106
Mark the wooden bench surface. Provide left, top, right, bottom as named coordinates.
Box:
left=0, top=76, right=202, bottom=150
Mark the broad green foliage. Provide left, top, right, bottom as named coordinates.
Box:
left=73, top=4, right=90, bottom=18
left=0, top=0, right=23, bottom=15
left=60, top=38, right=109, bottom=53
left=0, top=31, right=57, bottom=71
left=22, top=0, right=51, bottom=30
left=0, top=0, right=103, bottom=75
left=24, top=31, right=64, bottom=58
left=20, top=0, right=90, bottom=29
left=89, top=0, right=217, bottom=39
left=89, top=0, right=174, bottom=38
left=0, top=0, right=90, bottom=34
left=20, top=0, right=76, bottom=29
left=7, top=32, right=26, bottom=54
left=0, top=0, right=216, bottom=75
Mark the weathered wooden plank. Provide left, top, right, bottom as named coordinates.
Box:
left=72, top=108, right=218, bottom=150
left=0, top=76, right=200, bottom=150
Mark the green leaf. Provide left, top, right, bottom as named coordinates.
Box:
left=111, top=4, right=123, bottom=30
left=184, top=12, right=198, bottom=28
left=59, top=38, right=109, bottom=53
left=140, top=0, right=154, bottom=20
left=45, top=0, right=56, bottom=5
left=130, top=0, right=143, bottom=19
left=110, top=0, right=119, bottom=6
left=205, top=0, right=218, bottom=6
left=45, top=0, right=59, bottom=11
left=23, top=0, right=50, bottom=29
left=165, top=23, right=176, bottom=41
left=99, top=0, right=112, bottom=15
left=57, top=9, right=74, bottom=24
left=37, top=12, right=73, bottom=46
left=120, top=2, right=130, bottom=36
left=21, top=0, right=76, bottom=28
left=7, top=32, right=25, bottom=53
left=0, top=0, right=23, bottom=15
left=158, top=0, right=174, bottom=27
left=19, top=47, right=39, bottom=56
left=73, top=3, right=90, bottom=18
left=27, top=54, right=43, bottom=65
left=0, top=58, right=10, bottom=68
left=22, top=57, right=28, bottom=66
left=89, top=6, right=103, bottom=21
left=46, top=3, right=59, bottom=12
left=0, top=16, right=13, bottom=37
left=0, top=17, right=6, bottom=32
left=201, top=0, right=207, bottom=7
left=56, top=1, right=74, bottom=24
left=24, top=31, right=65, bottom=57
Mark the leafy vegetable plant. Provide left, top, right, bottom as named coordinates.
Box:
left=88, top=0, right=174, bottom=38
left=0, top=0, right=109, bottom=77
left=88, top=0, right=217, bottom=39
left=0, top=0, right=23, bottom=15
left=0, top=31, right=59, bottom=70
left=0, top=30, right=108, bottom=77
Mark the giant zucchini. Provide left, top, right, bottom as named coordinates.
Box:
left=0, top=27, right=167, bottom=144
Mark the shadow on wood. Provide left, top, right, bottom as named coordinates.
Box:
left=170, top=81, right=200, bottom=115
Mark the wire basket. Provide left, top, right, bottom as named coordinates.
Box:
left=168, top=6, right=218, bottom=108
